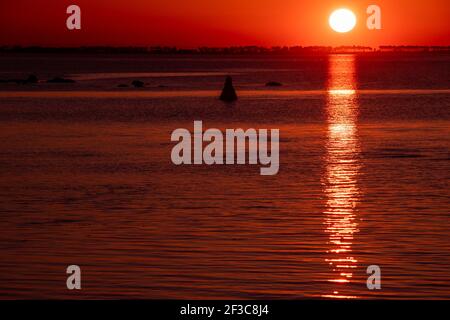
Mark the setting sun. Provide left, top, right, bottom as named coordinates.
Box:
left=329, top=8, right=356, bottom=33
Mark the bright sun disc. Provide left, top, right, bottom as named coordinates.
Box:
left=329, top=9, right=356, bottom=33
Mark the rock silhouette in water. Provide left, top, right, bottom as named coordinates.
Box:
left=0, top=74, right=38, bottom=84
left=220, top=76, right=237, bottom=101
left=47, top=77, right=75, bottom=83
left=25, top=74, right=38, bottom=84
left=132, top=80, right=145, bottom=88
left=265, top=81, right=282, bottom=87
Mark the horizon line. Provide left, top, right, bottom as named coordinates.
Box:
left=1, top=45, right=450, bottom=54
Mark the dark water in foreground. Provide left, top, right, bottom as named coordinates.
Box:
left=0, top=54, right=449, bottom=299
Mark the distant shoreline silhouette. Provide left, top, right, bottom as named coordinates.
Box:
left=0, top=45, right=449, bottom=55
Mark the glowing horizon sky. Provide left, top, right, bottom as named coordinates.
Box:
left=1, top=0, right=449, bottom=47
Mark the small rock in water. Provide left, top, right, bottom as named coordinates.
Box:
left=47, top=77, right=76, bottom=83
left=132, top=80, right=145, bottom=88
left=220, top=76, right=238, bottom=102
left=1, top=74, right=39, bottom=85
left=26, top=74, right=38, bottom=84
left=265, top=81, right=282, bottom=87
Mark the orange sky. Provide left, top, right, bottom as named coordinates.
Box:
left=0, top=0, right=449, bottom=47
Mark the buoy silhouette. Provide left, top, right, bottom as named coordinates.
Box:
left=220, top=76, right=237, bottom=102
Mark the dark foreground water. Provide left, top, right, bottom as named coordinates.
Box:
left=0, top=53, right=449, bottom=299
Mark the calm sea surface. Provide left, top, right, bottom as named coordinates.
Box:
left=0, top=53, right=449, bottom=298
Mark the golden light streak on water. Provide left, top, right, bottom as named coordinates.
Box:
left=323, top=54, right=361, bottom=299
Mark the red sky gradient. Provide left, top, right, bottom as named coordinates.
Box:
left=1, top=0, right=449, bottom=47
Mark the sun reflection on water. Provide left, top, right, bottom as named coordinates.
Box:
left=323, top=54, right=361, bottom=299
